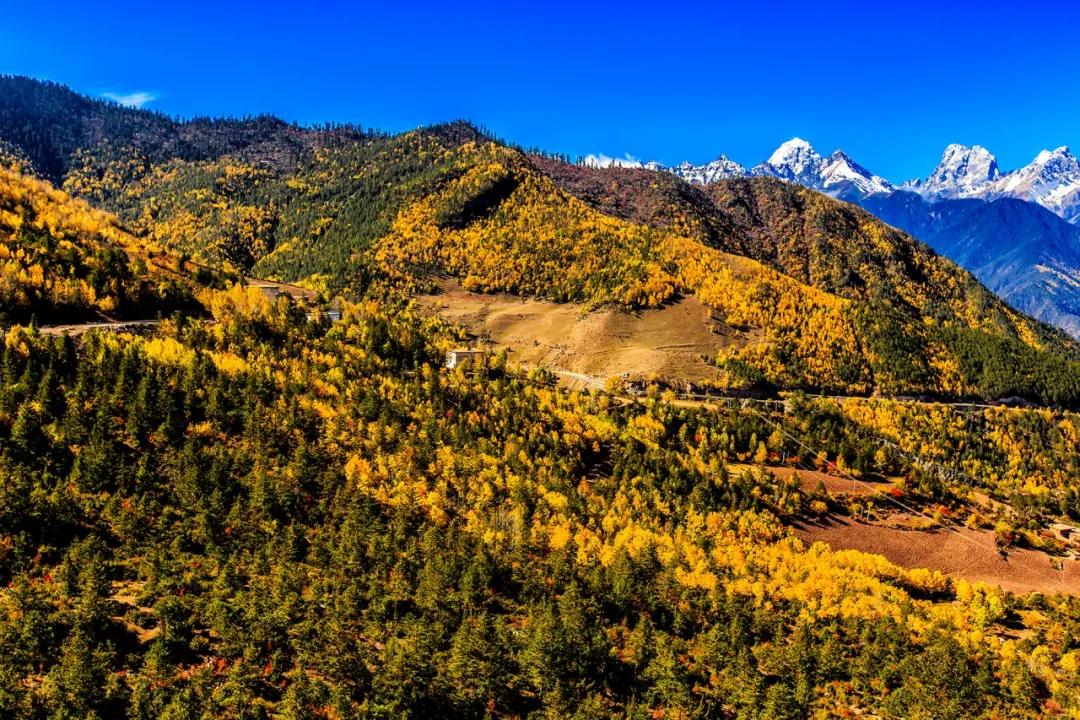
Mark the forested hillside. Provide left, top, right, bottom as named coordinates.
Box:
left=2, top=77, right=1080, bottom=719
left=2, top=276, right=1080, bottom=718
left=4, top=78, right=1080, bottom=405
left=61, top=116, right=485, bottom=286
left=486, top=152, right=1080, bottom=403
left=0, top=166, right=207, bottom=324
left=0, top=76, right=337, bottom=183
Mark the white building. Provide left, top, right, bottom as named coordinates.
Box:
left=445, top=349, right=483, bottom=370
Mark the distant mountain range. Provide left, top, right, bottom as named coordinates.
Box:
left=903, top=144, right=1080, bottom=223
left=595, top=139, right=1080, bottom=223
left=588, top=139, right=895, bottom=198
left=860, top=193, right=1080, bottom=339
left=589, top=140, right=1080, bottom=338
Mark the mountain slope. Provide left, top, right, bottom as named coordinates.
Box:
left=5, top=78, right=1080, bottom=718
left=6, top=257, right=1080, bottom=717
left=0, top=166, right=206, bottom=324
left=858, top=191, right=1080, bottom=338
left=87, top=122, right=487, bottom=282
left=392, top=148, right=1080, bottom=403
left=528, top=155, right=758, bottom=256
left=541, top=157, right=1054, bottom=334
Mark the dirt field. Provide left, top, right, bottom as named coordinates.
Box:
left=244, top=278, right=318, bottom=301
left=418, top=279, right=737, bottom=386
left=796, top=516, right=1080, bottom=595
left=40, top=319, right=163, bottom=337
left=727, top=464, right=896, bottom=498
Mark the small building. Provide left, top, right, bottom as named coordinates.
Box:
left=306, top=307, right=343, bottom=324
left=445, top=349, right=483, bottom=370
left=622, top=377, right=647, bottom=397
left=254, top=284, right=288, bottom=300
left=246, top=280, right=319, bottom=302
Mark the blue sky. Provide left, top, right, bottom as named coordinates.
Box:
left=3, top=0, right=1079, bottom=180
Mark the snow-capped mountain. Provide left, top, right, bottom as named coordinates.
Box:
left=817, top=150, right=894, bottom=197
left=584, top=138, right=893, bottom=197
left=750, top=138, right=823, bottom=184
left=904, top=144, right=1001, bottom=198
left=670, top=155, right=746, bottom=184
left=586, top=138, right=1080, bottom=223
left=907, top=144, right=1080, bottom=223
left=989, top=146, right=1080, bottom=223
left=666, top=138, right=894, bottom=197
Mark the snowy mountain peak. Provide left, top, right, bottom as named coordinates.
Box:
left=899, top=143, right=1080, bottom=223
left=992, top=146, right=1080, bottom=222
left=819, top=150, right=894, bottom=196
left=1034, top=146, right=1073, bottom=165
left=658, top=140, right=893, bottom=197
left=918, top=144, right=1001, bottom=199
left=670, top=154, right=747, bottom=184
left=1027, top=147, right=1078, bottom=177
left=582, top=137, right=1080, bottom=221
left=764, top=138, right=822, bottom=177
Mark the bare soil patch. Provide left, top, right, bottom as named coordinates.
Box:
left=728, top=464, right=896, bottom=498
left=418, top=279, right=737, bottom=385
left=796, top=516, right=1080, bottom=595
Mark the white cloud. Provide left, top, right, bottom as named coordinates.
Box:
left=582, top=152, right=643, bottom=169
left=101, top=91, right=158, bottom=108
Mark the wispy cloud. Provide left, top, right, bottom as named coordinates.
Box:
left=101, top=91, right=158, bottom=108
left=582, top=153, right=643, bottom=169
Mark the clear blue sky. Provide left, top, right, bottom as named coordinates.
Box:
left=3, top=0, right=1079, bottom=180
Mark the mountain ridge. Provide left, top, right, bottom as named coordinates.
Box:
left=610, top=136, right=1080, bottom=224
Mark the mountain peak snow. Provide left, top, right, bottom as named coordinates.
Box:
left=671, top=154, right=746, bottom=184
left=917, top=144, right=1001, bottom=199
left=760, top=138, right=823, bottom=179
left=581, top=137, right=1080, bottom=222
left=1034, top=146, right=1072, bottom=164
left=819, top=151, right=894, bottom=196
left=991, top=146, right=1080, bottom=221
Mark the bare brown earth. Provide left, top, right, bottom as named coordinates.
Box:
left=418, top=278, right=737, bottom=386
left=796, top=517, right=1080, bottom=595
left=727, top=463, right=896, bottom=498
left=243, top=277, right=318, bottom=301
left=39, top=319, right=162, bottom=337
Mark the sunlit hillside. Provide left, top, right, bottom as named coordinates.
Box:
left=0, top=166, right=206, bottom=324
